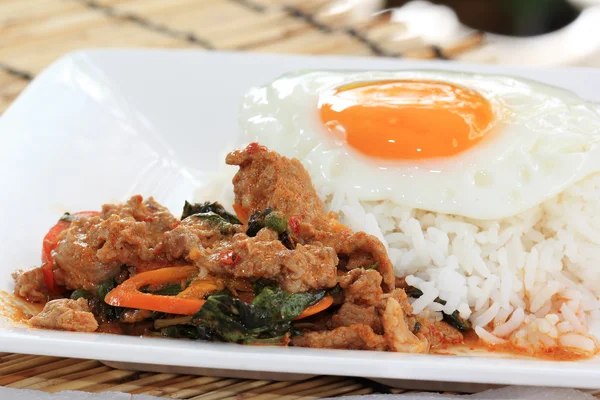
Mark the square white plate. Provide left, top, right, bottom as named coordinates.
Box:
left=2, top=49, right=600, bottom=389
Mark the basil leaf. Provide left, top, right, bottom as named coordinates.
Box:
left=181, top=201, right=241, bottom=224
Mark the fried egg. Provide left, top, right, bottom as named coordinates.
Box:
left=239, top=70, right=600, bottom=220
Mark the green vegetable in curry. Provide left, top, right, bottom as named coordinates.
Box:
left=190, top=211, right=240, bottom=235
left=246, top=208, right=273, bottom=237
left=247, top=208, right=293, bottom=249
left=97, top=281, right=116, bottom=300
left=140, top=283, right=184, bottom=297
left=192, top=212, right=238, bottom=235
left=84, top=280, right=123, bottom=322
left=70, top=289, right=91, bottom=300
left=181, top=201, right=241, bottom=224
left=171, top=286, right=328, bottom=344
left=265, top=211, right=287, bottom=233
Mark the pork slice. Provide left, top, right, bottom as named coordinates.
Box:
left=53, top=195, right=177, bottom=291
left=382, top=297, right=429, bottom=353
left=338, top=268, right=383, bottom=307
left=292, top=325, right=386, bottom=351
left=189, top=233, right=339, bottom=293
left=30, top=298, right=98, bottom=332
left=330, top=303, right=382, bottom=334
left=12, top=267, right=47, bottom=303
left=226, top=143, right=324, bottom=219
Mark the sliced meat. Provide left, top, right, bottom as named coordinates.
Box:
left=161, top=214, right=244, bottom=259
left=329, top=271, right=418, bottom=342
left=226, top=143, right=395, bottom=292
left=189, top=233, right=338, bottom=293
left=296, top=219, right=395, bottom=292
left=30, top=298, right=98, bottom=332
left=11, top=268, right=47, bottom=303
left=254, top=227, right=280, bottom=241
left=339, top=268, right=383, bottom=307
left=381, top=288, right=413, bottom=314
left=226, top=143, right=324, bottom=218
left=92, top=215, right=161, bottom=265
left=345, top=251, right=374, bottom=270
left=53, top=215, right=129, bottom=290
left=416, top=318, right=464, bottom=348
left=53, top=196, right=177, bottom=291
left=330, top=303, right=382, bottom=334
left=292, top=325, right=386, bottom=351
left=382, top=298, right=429, bottom=353
left=102, top=195, right=176, bottom=236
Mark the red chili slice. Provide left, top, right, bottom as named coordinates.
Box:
left=219, top=250, right=240, bottom=265
left=289, top=216, right=301, bottom=234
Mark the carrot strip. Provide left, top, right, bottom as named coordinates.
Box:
left=293, top=295, right=333, bottom=320
left=107, top=267, right=332, bottom=319
left=178, top=278, right=224, bottom=299
left=105, top=266, right=206, bottom=315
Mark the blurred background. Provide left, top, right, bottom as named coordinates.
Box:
left=387, top=0, right=582, bottom=36
left=1, top=0, right=600, bottom=114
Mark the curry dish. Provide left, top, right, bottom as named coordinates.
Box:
left=11, top=143, right=467, bottom=352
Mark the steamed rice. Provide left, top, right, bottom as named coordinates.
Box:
left=200, top=164, right=600, bottom=356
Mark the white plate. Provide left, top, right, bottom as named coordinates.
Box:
left=2, top=50, right=600, bottom=389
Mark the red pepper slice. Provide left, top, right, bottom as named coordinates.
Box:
left=105, top=266, right=213, bottom=315
left=289, top=216, right=302, bottom=234
left=246, top=142, right=265, bottom=155
left=106, top=267, right=333, bottom=318
left=218, top=250, right=240, bottom=265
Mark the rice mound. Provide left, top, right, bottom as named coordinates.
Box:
left=200, top=164, right=600, bottom=356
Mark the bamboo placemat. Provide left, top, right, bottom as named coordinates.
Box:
left=0, top=0, right=485, bottom=397
left=0, top=0, right=485, bottom=115
left=0, top=352, right=399, bottom=398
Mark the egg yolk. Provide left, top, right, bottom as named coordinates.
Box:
left=319, top=80, right=494, bottom=160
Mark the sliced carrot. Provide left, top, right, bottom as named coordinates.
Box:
left=293, top=295, right=333, bottom=320
left=105, top=266, right=207, bottom=315
left=178, top=277, right=224, bottom=299
left=232, top=203, right=249, bottom=225
left=228, top=279, right=254, bottom=292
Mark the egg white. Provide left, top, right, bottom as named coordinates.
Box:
left=238, top=70, right=600, bottom=220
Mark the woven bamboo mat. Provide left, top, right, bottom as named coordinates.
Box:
left=0, top=0, right=486, bottom=114
left=0, top=352, right=399, bottom=398
left=0, top=0, right=484, bottom=397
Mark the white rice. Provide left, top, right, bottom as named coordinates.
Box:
left=199, top=164, right=600, bottom=356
